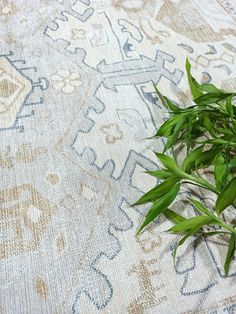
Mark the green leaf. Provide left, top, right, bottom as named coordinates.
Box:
left=163, top=118, right=186, bottom=152
left=173, top=226, right=200, bottom=261
left=164, top=208, right=186, bottom=224
left=206, top=138, right=231, bottom=145
left=153, top=82, right=168, bottom=109
left=226, top=96, right=234, bottom=117
left=195, top=82, right=226, bottom=94
left=190, top=121, right=205, bottom=139
left=182, top=145, right=204, bottom=173
left=190, top=198, right=212, bottom=216
left=185, top=58, right=203, bottom=99
left=217, top=128, right=233, bottom=136
left=154, top=114, right=185, bottom=138
left=214, top=154, right=227, bottom=190
left=195, top=147, right=222, bottom=169
left=132, top=176, right=179, bottom=206
left=216, top=178, right=236, bottom=214
left=185, top=115, right=196, bottom=151
left=171, top=117, right=187, bottom=144
left=229, top=157, right=236, bottom=168
left=163, top=96, right=181, bottom=113
left=202, top=115, right=216, bottom=137
left=144, top=169, right=172, bottom=179
left=137, top=183, right=180, bottom=234
left=155, top=153, right=183, bottom=176
left=194, top=93, right=230, bottom=105
left=168, top=216, right=214, bottom=233
left=224, top=234, right=236, bottom=276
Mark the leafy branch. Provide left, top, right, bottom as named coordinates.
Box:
left=133, top=59, right=236, bottom=276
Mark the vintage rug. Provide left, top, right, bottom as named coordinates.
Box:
left=0, top=0, right=236, bottom=313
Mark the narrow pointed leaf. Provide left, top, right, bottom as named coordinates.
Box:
left=216, top=178, right=236, bottom=214
left=226, top=96, right=234, bottom=117
left=169, top=216, right=214, bottom=233
left=224, top=234, right=236, bottom=276
left=132, top=176, right=179, bottom=206
left=144, top=169, right=172, bottom=179
left=164, top=208, right=186, bottom=224
left=214, top=154, right=227, bottom=190
left=154, top=114, right=185, bottom=138
left=153, top=82, right=168, bottom=109
left=131, top=176, right=179, bottom=206
left=155, top=153, right=183, bottom=176
left=217, top=128, right=233, bottom=136
left=195, top=147, right=222, bottom=169
left=163, top=118, right=186, bottom=152
left=163, top=96, right=181, bottom=113
left=137, top=183, right=180, bottom=234
left=190, top=198, right=212, bottom=217
left=229, top=157, right=236, bottom=168
left=194, top=93, right=230, bottom=105
left=195, top=82, right=226, bottom=94
left=185, top=58, right=203, bottom=99
left=182, top=145, right=204, bottom=173
left=202, top=116, right=216, bottom=137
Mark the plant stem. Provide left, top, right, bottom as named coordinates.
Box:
left=215, top=218, right=236, bottom=236
left=183, top=173, right=219, bottom=194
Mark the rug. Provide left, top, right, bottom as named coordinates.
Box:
left=0, top=0, right=236, bottom=313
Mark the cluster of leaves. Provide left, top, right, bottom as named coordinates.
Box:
left=133, top=59, right=236, bottom=276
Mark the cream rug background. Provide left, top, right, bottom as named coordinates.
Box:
left=0, top=0, right=236, bottom=313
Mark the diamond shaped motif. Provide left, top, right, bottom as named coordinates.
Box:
left=0, top=57, right=32, bottom=129
left=0, top=79, right=18, bottom=98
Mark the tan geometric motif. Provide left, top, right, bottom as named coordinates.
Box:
left=127, top=259, right=166, bottom=313
left=35, top=276, right=49, bottom=300
left=80, top=183, right=98, bottom=202
left=112, top=0, right=157, bottom=19
left=0, top=184, right=55, bottom=259
left=0, top=57, right=32, bottom=129
left=156, top=0, right=236, bottom=42
left=0, top=145, right=13, bottom=168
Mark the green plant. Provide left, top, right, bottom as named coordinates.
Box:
left=133, top=59, right=236, bottom=276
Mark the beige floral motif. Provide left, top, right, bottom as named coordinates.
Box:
left=51, top=70, right=82, bottom=94
left=46, top=173, right=60, bottom=185
left=16, top=143, right=47, bottom=163
left=71, top=28, right=86, bottom=40
left=100, top=123, right=123, bottom=144
left=0, top=1, right=17, bottom=21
